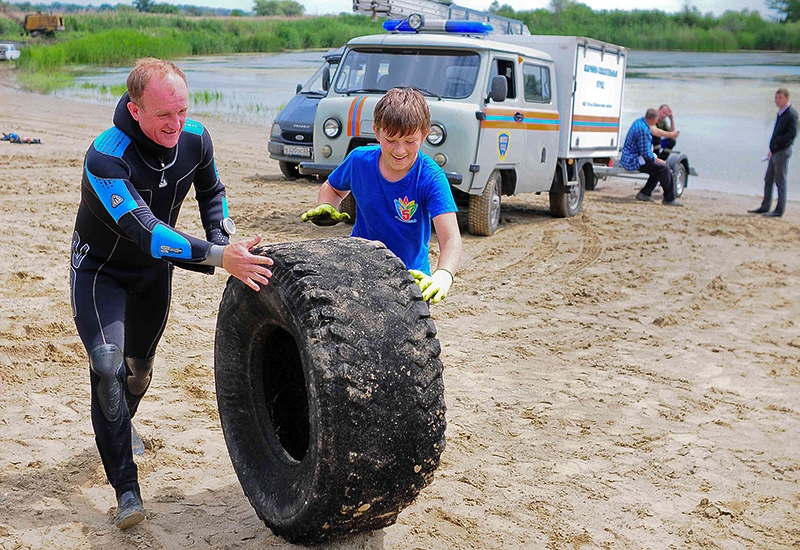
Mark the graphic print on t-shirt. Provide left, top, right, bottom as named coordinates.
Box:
left=394, top=196, right=418, bottom=223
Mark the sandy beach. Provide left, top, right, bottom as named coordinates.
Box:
left=0, top=63, right=799, bottom=549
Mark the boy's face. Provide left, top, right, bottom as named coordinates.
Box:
left=374, top=126, right=427, bottom=177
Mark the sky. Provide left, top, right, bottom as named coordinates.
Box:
left=58, top=0, right=774, bottom=18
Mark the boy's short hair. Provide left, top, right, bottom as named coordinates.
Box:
left=373, top=87, right=430, bottom=137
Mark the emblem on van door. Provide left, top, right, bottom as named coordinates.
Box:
left=498, top=132, right=510, bottom=161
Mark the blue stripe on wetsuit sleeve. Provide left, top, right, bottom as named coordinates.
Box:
left=150, top=223, right=192, bottom=260
left=222, top=196, right=229, bottom=218
left=86, top=167, right=139, bottom=222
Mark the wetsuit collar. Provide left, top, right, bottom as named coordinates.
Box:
left=113, top=92, right=175, bottom=159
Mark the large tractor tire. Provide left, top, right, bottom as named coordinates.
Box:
left=214, top=237, right=446, bottom=544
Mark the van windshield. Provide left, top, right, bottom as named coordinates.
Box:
left=334, top=49, right=481, bottom=99
left=300, top=60, right=340, bottom=95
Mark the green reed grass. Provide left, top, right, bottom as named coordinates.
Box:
left=191, top=90, right=224, bottom=104
left=15, top=70, right=74, bottom=93
left=9, top=8, right=800, bottom=95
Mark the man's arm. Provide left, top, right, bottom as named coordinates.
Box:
left=771, top=107, right=799, bottom=152
left=650, top=121, right=679, bottom=140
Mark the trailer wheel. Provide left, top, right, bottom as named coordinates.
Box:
left=339, top=193, right=356, bottom=224
left=279, top=161, right=300, bottom=180
left=673, top=162, right=688, bottom=198
left=584, top=165, right=597, bottom=191
left=468, top=169, right=501, bottom=236
left=214, top=237, right=446, bottom=544
left=549, top=168, right=585, bottom=218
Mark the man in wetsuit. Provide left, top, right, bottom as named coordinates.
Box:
left=70, top=58, right=274, bottom=529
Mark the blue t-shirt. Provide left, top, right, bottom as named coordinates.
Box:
left=328, top=145, right=457, bottom=274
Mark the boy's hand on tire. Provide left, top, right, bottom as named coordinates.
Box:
left=301, top=204, right=351, bottom=226
left=409, top=269, right=453, bottom=303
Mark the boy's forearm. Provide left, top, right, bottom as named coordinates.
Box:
left=433, top=216, right=463, bottom=276
left=317, top=181, right=347, bottom=207
left=436, top=246, right=461, bottom=276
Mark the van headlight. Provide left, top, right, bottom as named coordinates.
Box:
left=323, top=117, right=342, bottom=138
left=426, top=124, right=446, bottom=146
left=270, top=123, right=281, bottom=138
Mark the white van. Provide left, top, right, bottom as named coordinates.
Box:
left=300, top=19, right=627, bottom=235
left=0, top=43, right=20, bottom=61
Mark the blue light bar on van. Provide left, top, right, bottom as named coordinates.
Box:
left=382, top=19, right=493, bottom=35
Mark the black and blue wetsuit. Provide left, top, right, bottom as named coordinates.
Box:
left=70, top=93, right=230, bottom=499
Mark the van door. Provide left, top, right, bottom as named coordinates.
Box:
left=472, top=56, right=522, bottom=193
left=521, top=59, right=559, bottom=192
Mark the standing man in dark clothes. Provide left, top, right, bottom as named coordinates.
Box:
left=620, top=108, right=683, bottom=206
left=749, top=88, right=799, bottom=217
left=70, top=58, right=274, bottom=529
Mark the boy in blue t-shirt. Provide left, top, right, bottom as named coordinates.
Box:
left=301, top=87, right=462, bottom=303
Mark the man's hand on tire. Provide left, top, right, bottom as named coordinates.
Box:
left=409, top=269, right=454, bottom=304
left=301, top=204, right=351, bottom=226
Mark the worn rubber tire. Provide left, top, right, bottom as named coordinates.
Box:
left=584, top=165, right=597, bottom=191
left=279, top=161, right=300, bottom=180
left=214, top=237, right=446, bottom=544
left=468, top=169, right=501, bottom=236
left=339, top=193, right=356, bottom=224
left=549, top=168, right=585, bottom=218
left=673, top=162, right=687, bottom=198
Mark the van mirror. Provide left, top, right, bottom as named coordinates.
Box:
left=322, top=66, right=331, bottom=92
left=296, top=83, right=302, bottom=94
left=490, top=75, right=507, bottom=102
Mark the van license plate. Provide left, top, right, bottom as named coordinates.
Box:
left=283, top=145, right=311, bottom=157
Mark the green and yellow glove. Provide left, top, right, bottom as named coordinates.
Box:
left=409, top=268, right=454, bottom=304
left=300, top=204, right=351, bottom=226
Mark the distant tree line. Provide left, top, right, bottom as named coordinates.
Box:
left=6, top=0, right=800, bottom=51
left=4, top=0, right=306, bottom=16
left=488, top=0, right=798, bottom=50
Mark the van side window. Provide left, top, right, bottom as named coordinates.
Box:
left=490, top=58, right=516, bottom=100
left=523, top=63, right=551, bottom=103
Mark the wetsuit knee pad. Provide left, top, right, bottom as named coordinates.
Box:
left=125, top=356, right=153, bottom=397
left=89, top=344, right=125, bottom=423
left=124, top=356, right=154, bottom=418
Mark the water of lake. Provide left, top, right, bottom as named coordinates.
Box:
left=56, top=49, right=800, bottom=199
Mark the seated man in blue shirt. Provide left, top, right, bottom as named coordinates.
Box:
left=620, top=108, right=683, bottom=206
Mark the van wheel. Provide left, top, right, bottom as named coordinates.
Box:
left=673, top=162, right=688, bottom=197
left=339, top=193, right=356, bottom=224
left=549, top=169, right=585, bottom=217
left=468, top=169, right=501, bottom=236
left=214, top=237, right=446, bottom=544
left=279, top=161, right=300, bottom=180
